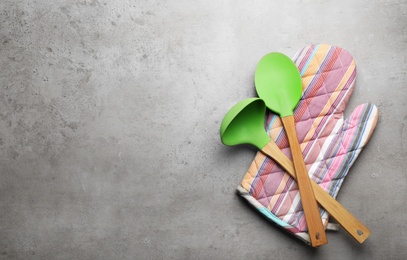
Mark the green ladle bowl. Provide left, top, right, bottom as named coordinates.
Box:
left=220, top=98, right=270, bottom=149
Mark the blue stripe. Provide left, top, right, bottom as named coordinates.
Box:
left=300, top=44, right=320, bottom=76
left=258, top=207, right=290, bottom=228
left=266, top=114, right=277, bottom=133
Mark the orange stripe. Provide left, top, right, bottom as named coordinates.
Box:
left=241, top=151, right=267, bottom=191
left=267, top=173, right=291, bottom=211
left=301, top=60, right=356, bottom=147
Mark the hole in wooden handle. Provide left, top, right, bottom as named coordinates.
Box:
left=315, top=232, right=321, bottom=240
left=357, top=230, right=364, bottom=236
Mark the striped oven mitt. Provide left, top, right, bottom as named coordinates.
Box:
left=237, top=44, right=378, bottom=244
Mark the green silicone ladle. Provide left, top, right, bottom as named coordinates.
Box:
left=220, top=98, right=269, bottom=149
left=220, top=98, right=299, bottom=174
left=254, top=52, right=327, bottom=247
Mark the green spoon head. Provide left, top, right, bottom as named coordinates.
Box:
left=220, top=98, right=270, bottom=149
left=255, top=52, right=303, bottom=117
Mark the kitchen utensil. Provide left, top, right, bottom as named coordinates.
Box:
left=255, top=52, right=327, bottom=246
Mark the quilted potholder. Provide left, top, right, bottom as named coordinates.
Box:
left=237, top=44, right=378, bottom=244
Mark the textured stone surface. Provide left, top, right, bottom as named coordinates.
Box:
left=0, top=0, right=406, bottom=259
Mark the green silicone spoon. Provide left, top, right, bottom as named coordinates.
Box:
left=255, top=52, right=327, bottom=247
left=220, top=98, right=371, bottom=244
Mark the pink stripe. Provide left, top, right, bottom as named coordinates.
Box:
left=316, top=107, right=364, bottom=188
left=301, top=57, right=356, bottom=157
left=322, top=106, right=365, bottom=183
left=271, top=178, right=296, bottom=213
left=302, top=75, right=354, bottom=158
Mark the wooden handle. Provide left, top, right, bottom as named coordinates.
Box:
left=261, top=133, right=371, bottom=244
left=280, top=115, right=327, bottom=247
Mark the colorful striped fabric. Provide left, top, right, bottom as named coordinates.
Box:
left=237, top=44, right=378, bottom=244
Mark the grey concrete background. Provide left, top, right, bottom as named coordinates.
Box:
left=0, top=0, right=406, bottom=259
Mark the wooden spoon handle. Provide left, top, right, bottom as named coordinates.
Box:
left=261, top=119, right=371, bottom=243
left=261, top=140, right=371, bottom=244
left=280, top=115, right=327, bottom=247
